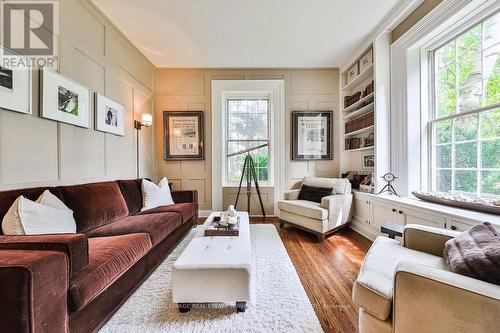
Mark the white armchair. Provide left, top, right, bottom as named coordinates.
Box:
left=277, top=177, right=353, bottom=242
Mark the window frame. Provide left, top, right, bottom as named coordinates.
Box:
left=427, top=9, right=500, bottom=197
left=224, top=98, right=271, bottom=186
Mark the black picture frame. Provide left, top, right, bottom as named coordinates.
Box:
left=163, top=111, right=204, bottom=160
left=292, top=111, right=333, bottom=160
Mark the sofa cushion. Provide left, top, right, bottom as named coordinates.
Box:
left=298, top=184, right=333, bottom=203
left=60, top=181, right=129, bottom=232
left=302, top=176, right=350, bottom=194
left=68, top=233, right=151, bottom=312
left=118, top=179, right=143, bottom=215
left=353, top=236, right=445, bottom=321
left=277, top=200, right=328, bottom=220
left=136, top=203, right=196, bottom=223
left=85, top=212, right=183, bottom=246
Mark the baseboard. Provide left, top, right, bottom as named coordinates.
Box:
left=349, top=221, right=378, bottom=241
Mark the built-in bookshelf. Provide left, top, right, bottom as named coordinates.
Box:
left=339, top=33, right=391, bottom=194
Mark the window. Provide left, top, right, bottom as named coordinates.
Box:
left=430, top=12, right=500, bottom=197
left=226, top=99, right=270, bottom=184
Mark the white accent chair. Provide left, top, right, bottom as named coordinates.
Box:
left=277, top=177, right=353, bottom=242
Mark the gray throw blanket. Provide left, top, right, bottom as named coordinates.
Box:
left=443, top=222, right=500, bottom=285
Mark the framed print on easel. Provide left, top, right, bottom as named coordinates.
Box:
left=292, top=111, right=333, bottom=160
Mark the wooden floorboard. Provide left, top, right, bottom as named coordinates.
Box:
left=198, top=217, right=372, bottom=333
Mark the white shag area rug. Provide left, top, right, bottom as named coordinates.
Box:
left=100, top=224, right=323, bottom=333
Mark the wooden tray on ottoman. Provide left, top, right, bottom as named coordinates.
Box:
left=204, top=216, right=240, bottom=236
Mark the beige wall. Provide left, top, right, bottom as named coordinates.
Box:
left=392, top=0, right=443, bottom=42
left=155, top=69, right=339, bottom=212
left=0, top=0, right=156, bottom=190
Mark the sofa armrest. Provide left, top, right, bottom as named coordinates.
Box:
left=171, top=190, right=198, bottom=204
left=283, top=189, right=300, bottom=200
left=394, top=262, right=500, bottom=333
left=0, top=234, right=88, bottom=276
left=321, top=194, right=353, bottom=228
left=403, top=224, right=460, bottom=257
left=0, top=250, right=69, bottom=333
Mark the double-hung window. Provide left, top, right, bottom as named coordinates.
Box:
left=430, top=11, right=500, bottom=198
left=225, top=99, right=270, bottom=185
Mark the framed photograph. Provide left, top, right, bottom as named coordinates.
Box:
left=359, top=48, right=373, bottom=72
left=95, top=93, right=125, bottom=136
left=163, top=111, right=204, bottom=160
left=0, top=48, right=31, bottom=114
left=362, top=153, right=375, bottom=170
left=40, top=67, right=91, bottom=128
left=347, top=63, right=359, bottom=83
left=292, top=111, right=332, bottom=160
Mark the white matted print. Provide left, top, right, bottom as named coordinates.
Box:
left=95, top=93, right=125, bottom=136
left=362, top=153, right=375, bottom=170
left=40, top=67, right=91, bottom=128
left=0, top=48, right=31, bottom=114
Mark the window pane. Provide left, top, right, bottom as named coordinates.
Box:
left=481, top=109, right=500, bottom=138
left=484, top=44, right=500, bottom=106
left=483, top=13, right=500, bottom=50
left=436, top=145, right=451, bottom=168
left=482, top=171, right=500, bottom=196
left=457, top=24, right=482, bottom=87
left=454, top=114, right=477, bottom=141
left=435, top=40, right=456, bottom=68
left=455, top=170, right=477, bottom=194
left=455, top=142, right=477, bottom=168
left=435, top=119, right=452, bottom=144
left=482, top=139, right=500, bottom=168
left=228, top=113, right=268, bottom=140
left=436, top=170, right=452, bottom=192
left=458, top=80, right=482, bottom=112
left=435, top=65, right=456, bottom=117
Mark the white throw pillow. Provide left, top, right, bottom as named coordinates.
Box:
left=141, top=177, right=174, bottom=211
left=1, top=191, right=76, bottom=235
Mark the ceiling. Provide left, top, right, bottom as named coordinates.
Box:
left=91, top=0, right=401, bottom=68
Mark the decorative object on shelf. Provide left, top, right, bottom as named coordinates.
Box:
left=292, top=111, right=332, bottom=160
left=363, top=81, right=374, bottom=96
left=359, top=172, right=374, bottom=193
left=412, top=191, right=500, bottom=216
left=364, top=132, right=374, bottom=146
left=95, top=93, right=125, bottom=136
left=134, top=112, right=153, bottom=178
left=377, top=173, right=399, bottom=196
left=359, top=48, right=373, bottom=72
left=344, top=91, right=362, bottom=108
left=362, top=153, right=374, bottom=170
left=163, top=111, right=204, bottom=160
left=345, top=111, right=374, bottom=134
left=0, top=48, right=31, bottom=114
left=40, top=67, right=91, bottom=128
left=347, top=62, right=359, bottom=83
left=229, top=143, right=267, bottom=217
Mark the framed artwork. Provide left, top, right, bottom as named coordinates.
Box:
left=359, top=48, right=373, bottom=72
left=362, top=153, right=375, bottom=170
left=0, top=48, right=31, bottom=114
left=347, top=63, right=359, bottom=83
left=163, top=111, right=204, bottom=160
left=95, top=93, right=125, bottom=136
left=292, top=111, right=332, bottom=160
left=40, top=67, right=91, bottom=128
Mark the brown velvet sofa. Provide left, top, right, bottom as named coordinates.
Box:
left=0, top=179, right=198, bottom=333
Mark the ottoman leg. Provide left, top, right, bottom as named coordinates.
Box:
left=179, top=303, right=191, bottom=313
left=236, top=301, right=246, bottom=313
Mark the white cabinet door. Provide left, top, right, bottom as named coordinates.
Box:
left=371, top=200, right=398, bottom=232
left=402, top=207, right=446, bottom=229
left=449, top=219, right=474, bottom=232
left=354, top=197, right=371, bottom=225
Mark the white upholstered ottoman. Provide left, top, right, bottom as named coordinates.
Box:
left=172, top=212, right=252, bottom=312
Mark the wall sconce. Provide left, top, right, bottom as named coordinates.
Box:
left=134, top=113, right=153, bottom=130
left=134, top=113, right=153, bottom=178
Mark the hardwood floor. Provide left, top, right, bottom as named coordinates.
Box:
left=197, top=217, right=372, bottom=333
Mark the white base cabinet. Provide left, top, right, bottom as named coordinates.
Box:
left=350, top=191, right=499, bottom=241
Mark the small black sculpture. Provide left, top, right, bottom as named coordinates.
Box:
left=377, top=173, right=399, bottom=196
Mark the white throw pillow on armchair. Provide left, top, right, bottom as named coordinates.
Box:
left=141, top=177, right=175, bottom=211
left=1, top=190, right=76, bottom=235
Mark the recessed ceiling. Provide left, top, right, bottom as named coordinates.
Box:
left=91, top=0, right=400, bottom=68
